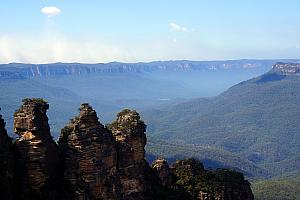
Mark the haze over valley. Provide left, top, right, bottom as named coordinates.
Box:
left=1, top=1, right=300, bottom=200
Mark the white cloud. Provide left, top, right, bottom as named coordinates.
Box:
left=170, top=22, right=188, bottom=32
left=41, top=6, right=61, bottom=17
left=0, top=33, right=205, bottom=64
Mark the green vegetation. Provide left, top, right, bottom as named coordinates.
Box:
left=171, top=159, right=251, bottom=199
left=148, top=158, right=252, bottom=200
left=14, top=98, right=49, bottom=117
left=22, top=98, right=48, bottom=104
left=143, top=74, right=300, bottom=179
left=107, top=109, right=146, bottom=134
left=146, top=137, right=268, bottom=179
left=252, top=175, right=300, bottom=200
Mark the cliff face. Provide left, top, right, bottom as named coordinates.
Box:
left=0, top=60, right=288, bottom=79
left=0, top=99, right=254, bottom=200
left=13, top=99, right=62, bottom=200
left=108, top=109, right=149, bottom=199
left=271, top=63, right=300, bottom=75
left=58, top=103, right=120, bottom=200
left=0, top=111, right=14, bottom=200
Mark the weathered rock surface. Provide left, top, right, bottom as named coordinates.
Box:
left=108, top=109, right=149, bottom=199
left=151, top=158, right=173, bottom=187
left=272, top=62, right=300, bottom=75
left=0, top=100, right=254, bottom=200
left=0, top=110, right=15, bottom=200
left=13, top=99, right=62, bottom=200
left=58, top=103, right=120, bottom=200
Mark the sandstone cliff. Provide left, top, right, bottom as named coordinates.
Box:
left=108, top=109, right=149, bottom=200
left=58, top=103, right=120, bottom=200
left=272, top=62, right=300, bottom=75
left=13, top=99, right=62, bottom=200
left=0, top=99, right=254, bottom=200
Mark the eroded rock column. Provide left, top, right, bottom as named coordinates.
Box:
left=13, top=99, right=62, bottom=200
left=58, top=103, right=120, bottom=200
left=108, top=109, right=148, bottom=200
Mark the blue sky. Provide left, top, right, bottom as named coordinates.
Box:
left=0, top=0, right=299, bottom=63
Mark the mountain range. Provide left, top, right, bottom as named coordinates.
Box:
left=143, top=63, right=300, bottom=179
left=2, top=59, right=295, bottom=137
left=0, top=60, right=299, bottom=199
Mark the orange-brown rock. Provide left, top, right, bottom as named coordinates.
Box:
left=58, top=103, right=120, bottom=200
left=13, top=99, right=62, bottom=200
left=108, top=109, right=148, bottom=200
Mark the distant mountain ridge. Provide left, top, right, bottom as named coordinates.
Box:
left=143, top=62, right=300, bottom=178
left=1, top=59, right=299, bottom=79
left=271, top=62, right=300, bottom=75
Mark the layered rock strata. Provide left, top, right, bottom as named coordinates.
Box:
left=108, top=109, right=148, bottom=199
left=13, top=99, right=62, bottom=199
left=0, top=99, right=255, bottom=200
left=58, top=103, right=120, bottom=200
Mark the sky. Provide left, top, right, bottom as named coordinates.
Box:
left=0, top=0, right=300, bottom=63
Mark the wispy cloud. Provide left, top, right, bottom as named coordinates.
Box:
left=41, top=6, right=61, bottom=17
left=0, top=33, right=205, bottom=64
left=170, top=22, right=188, bottom=32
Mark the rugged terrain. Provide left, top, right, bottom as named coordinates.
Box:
left=1, top=59, right=298, bottom=137
left=0, top=99, right=253, bottom=200
left=1, top=61, right=299, bottom=199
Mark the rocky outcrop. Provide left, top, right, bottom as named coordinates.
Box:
left=170, top=158, right=254, bottom=200
left=13, top=99, right=62, bottom=200
left=272, top=62, right=300, bottom=75
left=58, top=103, right=120, bottom=200
left=0, top=99, right=254, bottom=200
left=108, top=109, right=149, bottom=199
left=0, top=110, right=14, bottom=200
left=1, top=60, right=293, bottom=79
left=151, top=158, right=173, bottom=187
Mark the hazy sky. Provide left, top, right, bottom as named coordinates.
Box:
left=0, top=0, right=299, bottom=63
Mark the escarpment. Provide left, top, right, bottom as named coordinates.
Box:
left=0, top=99, right=254, bottom=200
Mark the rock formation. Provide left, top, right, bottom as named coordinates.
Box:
left=272, top=62, right=300, bottom=75
left=13, top=98, right=62, bottom=200
left=151, top=158, right=173, bottom=187
left=108, top=109, right=149, bottom=200
left=0, top=99, right=254, bottom=200
left=153, top=158, right=254, bottom=200
left=0, top=110, right=15, bottom=200
left=58, top=103, right=120, bottom=200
